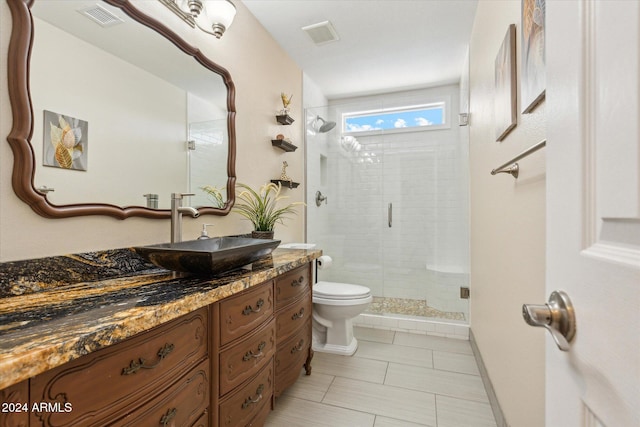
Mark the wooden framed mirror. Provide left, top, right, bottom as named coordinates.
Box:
left=6, top=0, right=236, bottom=219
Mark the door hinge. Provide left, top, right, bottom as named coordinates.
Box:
left=460, top=287, right=470, bottom=299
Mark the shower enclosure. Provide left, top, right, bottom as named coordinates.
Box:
left=305, top=87, right=469, bottom=328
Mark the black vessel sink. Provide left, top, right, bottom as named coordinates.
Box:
left=133, top=236, right=280, bottom=275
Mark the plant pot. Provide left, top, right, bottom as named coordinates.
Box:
left=252, top=230, right=275, bottom=240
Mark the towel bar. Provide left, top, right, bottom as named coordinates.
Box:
left=491, top=139, right=546, bottom=178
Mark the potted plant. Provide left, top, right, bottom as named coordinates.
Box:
left=199, top=185, right=224, bottom=208
left=234, top=182, right=304, bottom=239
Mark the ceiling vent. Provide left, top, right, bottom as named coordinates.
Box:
left=78, top=4, right=124, bottom=27
left=302, top=21, right=340, bottom=46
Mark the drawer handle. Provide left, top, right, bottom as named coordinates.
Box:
left=160, top=407, right=177, bottom=426
left=291, top=276, right=305, bottom=287
left=291, top=338, right=305, bottom=354
left=291, top=307, right=305, bottom=320
left=122, top=343, right=175, bottom=375
left=242, top=298, right=264, bottom=315
left=243, top=341, right=266, bottom=361
left=241, top=384, right=265, bottom=409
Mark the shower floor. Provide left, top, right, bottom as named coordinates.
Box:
left=365, top=296, right=465, bottom=321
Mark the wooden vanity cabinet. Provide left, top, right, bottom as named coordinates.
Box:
left=0, top=261, right=315, bottom=427
left=274, top=264, right=313, bottom=397
left=211, top=263, right=314, bottom=426
left=29, top=307, right=209, bottom=427
left=212, top=282, right=275, bottom=427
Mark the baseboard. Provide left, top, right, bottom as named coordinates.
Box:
left=469, top=328, right=509, bottom=427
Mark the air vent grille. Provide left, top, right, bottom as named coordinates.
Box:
left=302, top=21, right=340, bottom=45
left=78, top=4, right=124, bottom=27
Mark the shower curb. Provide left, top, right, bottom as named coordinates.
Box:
left=470, top=328, right=509, bottom=427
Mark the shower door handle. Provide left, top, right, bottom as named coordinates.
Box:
left=388, top=203, right=392, bottom=227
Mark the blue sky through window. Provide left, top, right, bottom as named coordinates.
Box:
left=344, top=104, right=445, bottom=133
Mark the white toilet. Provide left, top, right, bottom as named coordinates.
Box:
left=312, top=281, right=372, bottom=356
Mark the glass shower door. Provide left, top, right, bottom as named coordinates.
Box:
left=380, top=132, right=469, bottom=321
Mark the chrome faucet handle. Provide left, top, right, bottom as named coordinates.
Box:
left=315, top=191, right=328, bottom=207
left=172, top=192, right=195, bottom=199
left=170, top=193, right=199, bottom=244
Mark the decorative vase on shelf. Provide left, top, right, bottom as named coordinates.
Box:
left=276, top=92, right=294, bottom=125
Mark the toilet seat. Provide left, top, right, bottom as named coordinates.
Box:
left=314, top=281, right=371, bottom=300
left=312, top=281, right=372, bottom=356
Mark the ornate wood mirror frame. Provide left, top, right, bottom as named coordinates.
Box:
left=6, top=0, right=236, bottom=219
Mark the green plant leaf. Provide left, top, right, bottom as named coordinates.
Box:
left=233, top=182, right=304, bottom=231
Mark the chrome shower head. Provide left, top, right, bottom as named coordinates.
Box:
left=316, top=116, right=336, bottom=133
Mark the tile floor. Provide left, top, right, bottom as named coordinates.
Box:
left=266, top=327, right=497, bottom=427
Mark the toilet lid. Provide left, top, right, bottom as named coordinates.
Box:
left=314, top=281, right=371, bottom=300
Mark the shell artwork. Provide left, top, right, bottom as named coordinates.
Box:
left=48, top=113, right=85, bottom=170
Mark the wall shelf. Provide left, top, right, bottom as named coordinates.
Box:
left=271, top=139, right=297, bottom=152
left=276, top=114, right=294, bottom=125
left=271, top=179, right=299, bottom=189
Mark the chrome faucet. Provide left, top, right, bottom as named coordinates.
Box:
left=170, top=193, right=200, bottom=244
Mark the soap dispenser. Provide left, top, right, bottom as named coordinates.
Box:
left=197, top=224, right=214, bottom=240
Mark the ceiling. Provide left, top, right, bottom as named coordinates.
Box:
left=242, top=0, right=478, bottom=100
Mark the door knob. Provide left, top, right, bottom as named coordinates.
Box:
left=522, top=290, right=576, bottom=351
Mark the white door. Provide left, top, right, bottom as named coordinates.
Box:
left=544, top=1, right=640, bottom=426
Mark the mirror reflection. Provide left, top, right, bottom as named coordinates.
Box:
left=30, top=0, right=231, bottom=210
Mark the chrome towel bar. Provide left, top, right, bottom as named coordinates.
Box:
left=491, top=139, right=546, bottom=178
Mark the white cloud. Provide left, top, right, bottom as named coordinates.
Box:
left=375, top=119, right=385, bottom=125
left=346, top=123, right=381, bottom=132
left=394, top=118, right=407, bottom=128
left=415, top=117, right=433, bottom=126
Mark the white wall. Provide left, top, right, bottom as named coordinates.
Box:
left=468, top=1, right=546, bottom=426
left=32, top=17, right=188, bottom=209
left=0, top=0, right=305, bottom=261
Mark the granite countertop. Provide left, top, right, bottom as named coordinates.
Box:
left=0, top=247, right=321, bottom=390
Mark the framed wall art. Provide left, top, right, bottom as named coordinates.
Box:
left=521, top=0, right=546, bottom=113
left=495, top=24, right=517, bottom=142
left=43, top=110, right=88, bottom=171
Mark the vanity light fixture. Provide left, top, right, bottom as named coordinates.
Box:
left=160, top=0, right=236, bottom=39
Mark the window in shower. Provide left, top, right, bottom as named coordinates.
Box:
left=343, top=102, right=447, bottom=134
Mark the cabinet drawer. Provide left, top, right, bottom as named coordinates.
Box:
left=219, top=359, right=273, bottom=427
left=192, top=411, right=209, bottom=427
left=219, top=318, right=276, bottom=396
left=30, top=307, right=208, bottom=427
left=1, top=380, right=28, bottom=427
left=275, top=319, right=311, bottom=397
left=276, top=291, right=311, bottom=342
left=219, top=283, right=274, bottom=346
left=275, top=265, right=310, bottom=308
left=115, top=360, right=209, bottom=427
left=245, top=396, right=272, bottom=427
